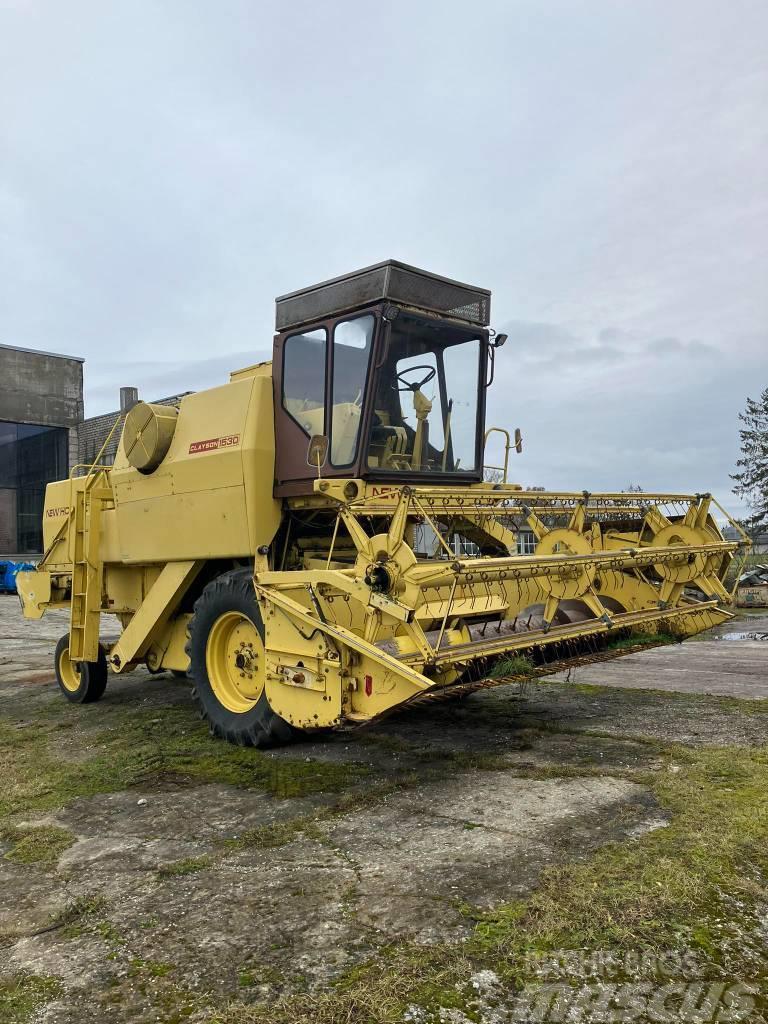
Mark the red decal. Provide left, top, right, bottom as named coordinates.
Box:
left=189, top=434, right=240, bottom=454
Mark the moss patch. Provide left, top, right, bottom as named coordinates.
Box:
left=1, top=824, right=75, bottom=866
left=473, top=744, right=768, bottom=959
left=0, top=707, right=368, bottom=830
left=213, top=740, right=768, bottom=1024
left=128, top=958, right=175, bottom=978
left=157, top=855, right=213, bottom=877
left=605, top=629, right=676, bottom=651
left=4, top=668, right=768, bottom=1023
left=0, top=973, right=62, bottom=1023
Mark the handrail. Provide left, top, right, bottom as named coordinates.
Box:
left=483, top=426, right=512, bottom=483
left=71, top=412, right=123, bottom=482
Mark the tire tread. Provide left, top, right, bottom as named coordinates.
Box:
left=185, top=568, right=298, bottom=748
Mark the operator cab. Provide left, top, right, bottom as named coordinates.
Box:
left=272, top=261, right=492, bottom=496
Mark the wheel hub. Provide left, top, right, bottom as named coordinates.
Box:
left=205, top=612, right=265, bottom=714
left=57, top=644, right=81, bottom=693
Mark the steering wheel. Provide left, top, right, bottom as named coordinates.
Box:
left=395, top=365, right=436, bottom=392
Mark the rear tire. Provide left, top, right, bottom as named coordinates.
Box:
left=54, top=633, right=108, bottom=704
left=185, top=569, right=298, bottom=748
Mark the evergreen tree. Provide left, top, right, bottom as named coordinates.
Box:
left=731, top=387, right=768, bottom=533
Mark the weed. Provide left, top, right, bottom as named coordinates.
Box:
left=487, top=654, right=534, bottom=679
left=605, top=630, right=675, bottom=652
left=158, top=855, right=213, bottom=877
left=0, top=974, right=62, bottom=1024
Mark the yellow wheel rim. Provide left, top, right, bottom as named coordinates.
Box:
left=58, top=644, right=81, bottom=693
left=205, top=612, right=265, bottom=714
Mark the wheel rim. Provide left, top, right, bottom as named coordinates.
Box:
left=58, top=645, right=81, bottom=693
left=205, top=611, right=265, bottom=714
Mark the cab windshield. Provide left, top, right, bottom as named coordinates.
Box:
left=366, top=315, right=482, bottom=474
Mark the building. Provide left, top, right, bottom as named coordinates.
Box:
left=0, top=343, right=83, bottom=556
left=79, top=388, right=192, bottom=468
left=413, top=522, right=536, bottom=558
left=722, top=525, right=768, bottom=554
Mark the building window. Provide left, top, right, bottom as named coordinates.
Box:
left=0, top=421, right=68, bottom=554
left=517, top=531, right=536, bottom=555
left=452, top=535, right=480, bottom=557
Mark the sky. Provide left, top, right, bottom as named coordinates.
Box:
left=1, top=0, right=766, bottom=516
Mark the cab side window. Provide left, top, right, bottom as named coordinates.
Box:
left=330, top=315, right=374, bottom=466
left=282, top=328, right=327, bottom=437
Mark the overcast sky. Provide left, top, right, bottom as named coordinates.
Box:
left=1, top=0, right=766, bottom=514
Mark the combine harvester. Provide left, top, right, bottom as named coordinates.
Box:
left=17, top=262, right=749, bottom=746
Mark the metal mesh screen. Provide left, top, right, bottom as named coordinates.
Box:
left=276, top=261, right=491, bottom=331
left=386, top=265, right=490, bottom=326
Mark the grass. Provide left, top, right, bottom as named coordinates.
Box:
left=210, top=739, right=768, bottom=1024
left=54, top=894, right=110, bottom=939
left=472, top=744, right=768, bottom=959
left=0, top=974, right=63, bottom=1024
left=487, top=653, right=534, bottom=679
left=129, top=958, right=175, bottom=978
left=157, top=855, right=213, bottom=877
left=1, top=824, right=75, bottom=866
left=0, top=704, right=368, bottom=829
left=4, top=670, right=768, bottom=1022
left=605, top=629, right=676, bottom=652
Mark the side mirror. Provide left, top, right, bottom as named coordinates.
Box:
left=493, top=333, right=508, bottom=348
left=514, top=427, right=523, bottom=454
left=307, top=434, right=329, bottom=475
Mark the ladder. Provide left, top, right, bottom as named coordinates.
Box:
left=68, top=469, right=112, bottom=663
left=67, top=413, right=123, bottom=663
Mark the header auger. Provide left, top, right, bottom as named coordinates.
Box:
left=17, top=261, right=749, bottom=747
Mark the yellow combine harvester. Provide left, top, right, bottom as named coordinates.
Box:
left=17, top=262, right=748, bottom=746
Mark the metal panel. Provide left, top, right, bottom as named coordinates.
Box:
left=275, top=261, right=491, bottom=330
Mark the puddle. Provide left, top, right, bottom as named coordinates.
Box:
left=715, top=632, right=768, bottom=642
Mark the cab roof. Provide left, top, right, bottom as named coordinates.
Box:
left=275, top=260, right=491, bottom=332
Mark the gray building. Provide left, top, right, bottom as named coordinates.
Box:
left=0, top=343, right=83, bottom=556
left=723, top=524, right=768, bottom=554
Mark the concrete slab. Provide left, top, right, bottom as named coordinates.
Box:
left=1, top=594, right=767, bottom=1021
left=551, top=612, right=768, bottom=699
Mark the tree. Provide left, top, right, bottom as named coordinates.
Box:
left=731, top=387, right=768, bottom=534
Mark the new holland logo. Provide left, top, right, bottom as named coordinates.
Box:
left=188, top=434, right=240, bottom=454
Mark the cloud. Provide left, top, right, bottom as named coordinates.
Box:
left=645, top=337, right=717, bottom=357
left=0, top=0, right=766, bottom=519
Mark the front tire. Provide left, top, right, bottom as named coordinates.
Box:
left=185, top=569, right=297, bottom=748
left=54, top=633, right=108, bottom=704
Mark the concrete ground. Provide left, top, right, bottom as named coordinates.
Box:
left=551, top=610, right=768, bottom=699
left=1, top=596, right=767, bottom=1023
